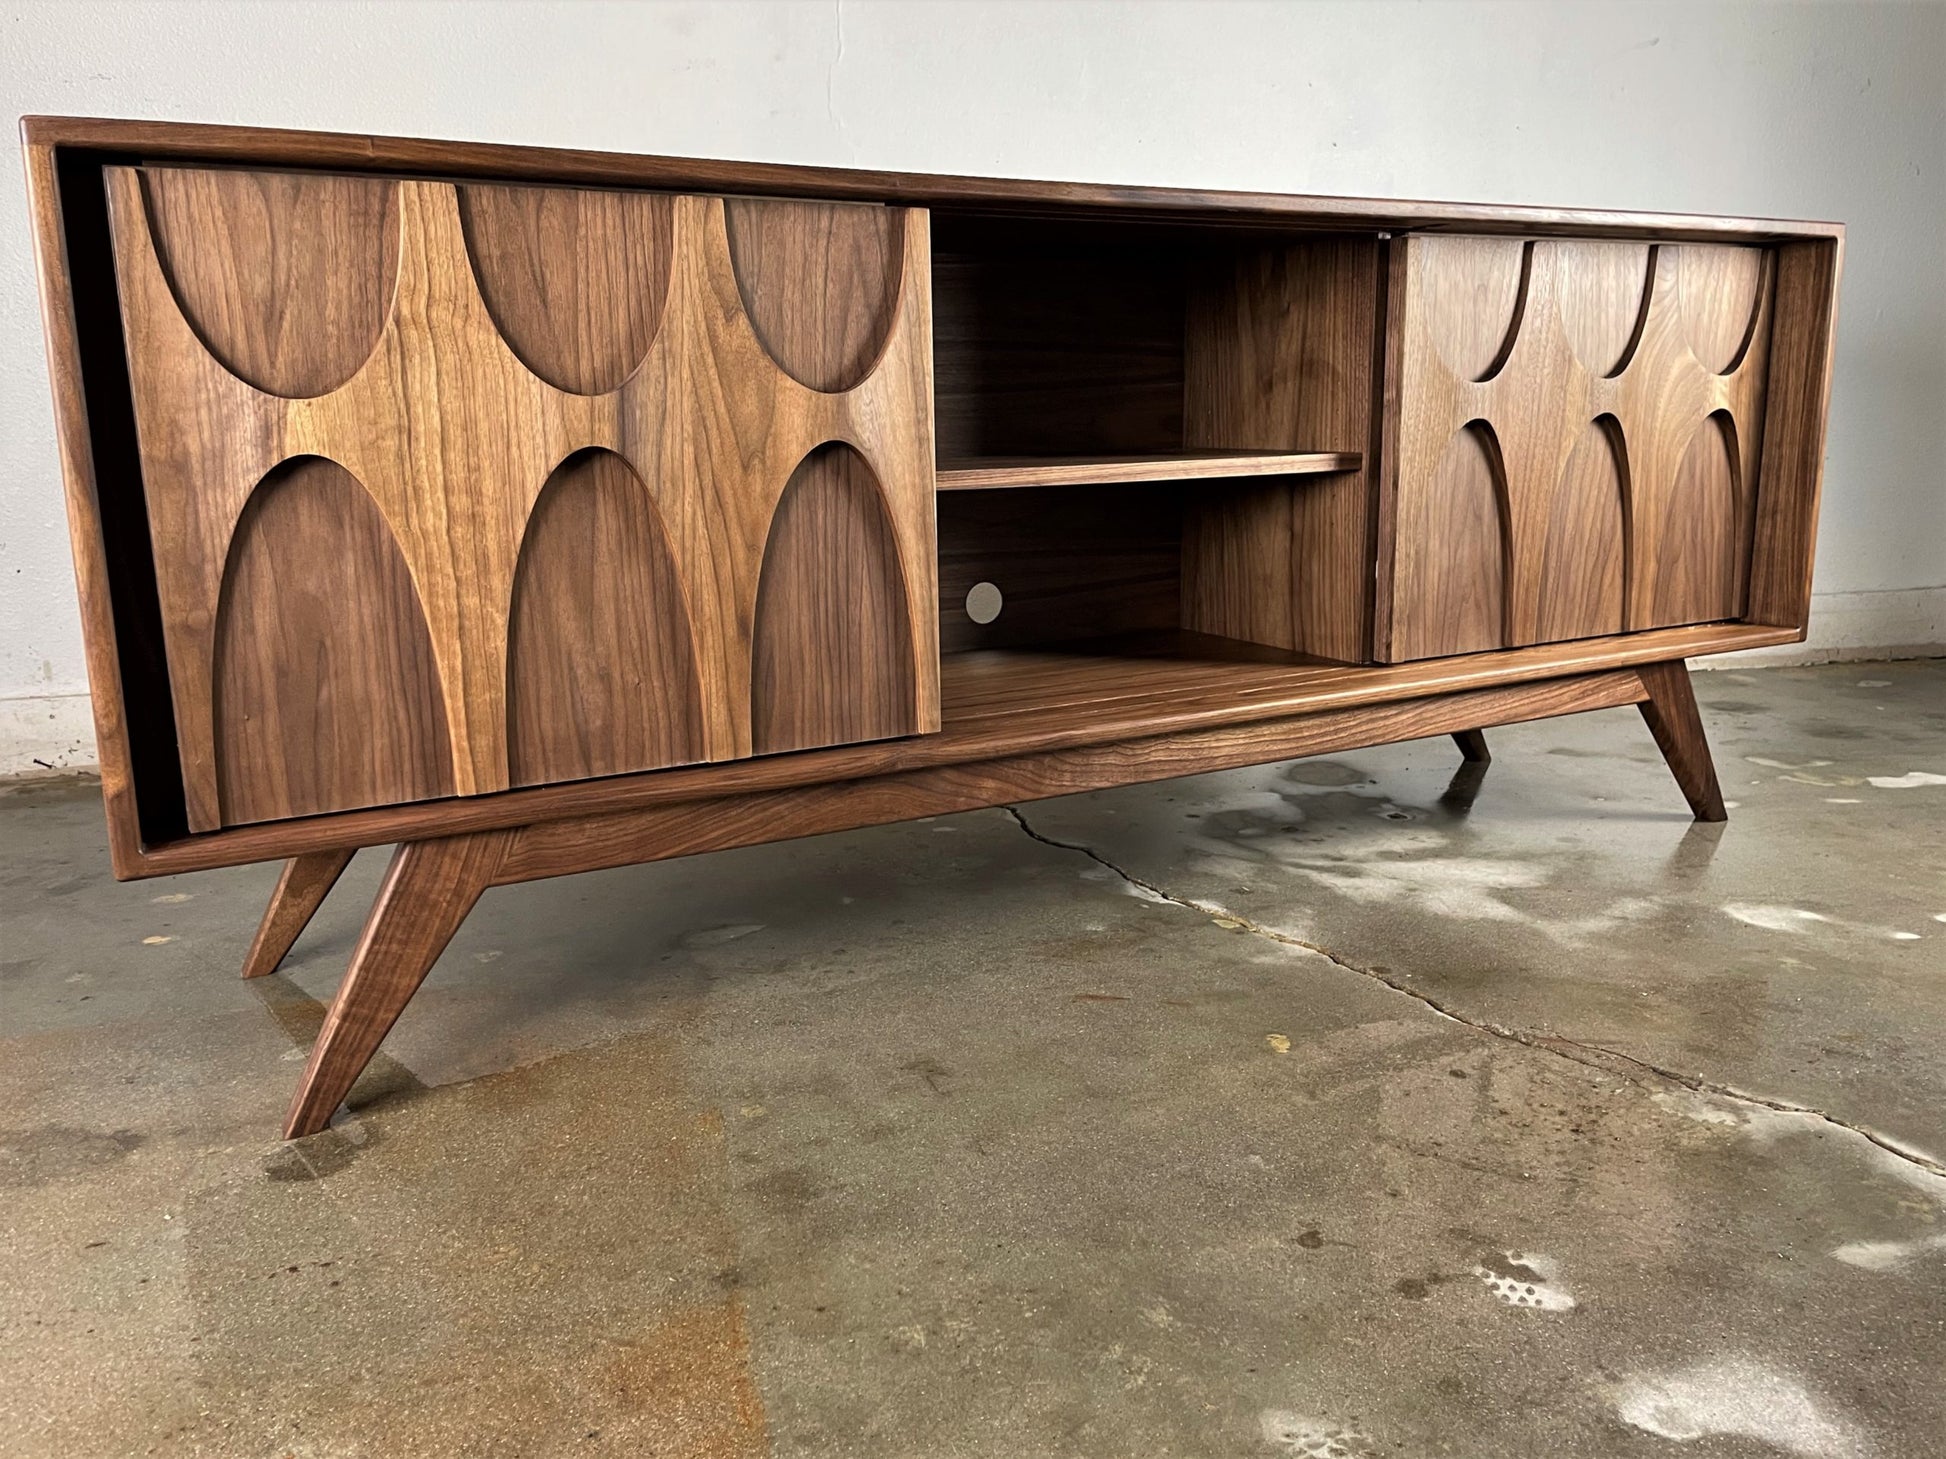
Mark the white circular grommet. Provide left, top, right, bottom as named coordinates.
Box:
left=965, top=581, right=1004, bottom=625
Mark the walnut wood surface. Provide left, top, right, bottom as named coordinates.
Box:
left=456, top=181, right=673, bottom=395
left=1636, top=660, right=1726, bottom=821
left=1183, top=237, right=1383, bottom=662
left=752, top=444, right=921, bottom=754
left=1384, top=236, right=1777, bottom=660
left=26, top=119, right=1840, bottom=887
left=496, top=670, right=1648, bottom=884
left=26, top=140, right=157, bottom=875
left=214, top=456, right=456, bottom=823
left=506, top=450, right=705, bottom=786
left=285, top=830, right=513, bottom=1138
left=725, top=197, right=903, bottom=392
left=106, top=167, right=938, bottom=828
left=25, top=116, right=1844, bottom=242
left=138, top=166, right=400, bottom=397
left=938, top=485, right=1182, bottom=653
left=1536, top=416, right=1627, bottom=641
left=241, top=848, right=355, bottom=979
left=931, top=224, right=1186, bottom=459
left=1747, top=239, right=1844, bottom=631
left=123, top=622, right=1795, bottom=879
left=935, top=451, right=1359, bottom=491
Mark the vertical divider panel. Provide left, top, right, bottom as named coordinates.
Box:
left=1183, top=236, right=1382, bottom=662
left=107, top=167, right=937, bottom=828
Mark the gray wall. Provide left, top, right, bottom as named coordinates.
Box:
left=3, top=0, right=1941, bottom=769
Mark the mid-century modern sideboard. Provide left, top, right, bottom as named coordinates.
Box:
left=24, top=117, right=1842, bottom=1138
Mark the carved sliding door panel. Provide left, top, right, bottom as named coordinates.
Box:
left=106, top=167, right=937, bottom=829
left=1384, top=235, right=1773, bottom=662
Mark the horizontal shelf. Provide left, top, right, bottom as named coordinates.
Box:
left=935, top=450, right=1363, bottom=491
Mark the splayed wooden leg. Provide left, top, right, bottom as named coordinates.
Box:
left=1637, top=659, right=1727, bottom=822
left=1451, top=729, right=1491, bottom=763
left=241, top=849, right=357, bottom=979
left=283, top=830, right=512, bottom=1139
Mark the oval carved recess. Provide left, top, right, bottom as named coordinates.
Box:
left=725, top=198, right=904, bottom=393
left=213, top=457, right=454, bottom=825
left=751, top=443, right=917, bottom=755
left=140, top=167, right=399, bottom=398
left=458, top=183, right=675, bottom=395
left=1652, top=411, right=1745, bottom=626
left=1676, top=245, right=1767, bottom=374
left=1399, top=423, right=1509, bottom=659
left=506, top=450, right=705, bottom=787
left=1551, top=242, right=1653, bottom=378
left=1535, top=417, right=1628, bottom=643
left=1417, top=237, right=1529, bottom=383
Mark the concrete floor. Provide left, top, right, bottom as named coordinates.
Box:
left=3, top=659, right=1943, bottom=1459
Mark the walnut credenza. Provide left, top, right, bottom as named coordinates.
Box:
left=25, top=118, right=1842, bottom=1138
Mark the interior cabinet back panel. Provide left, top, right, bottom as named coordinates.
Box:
left=1384, top=236, right=1774, bottom=662
left=106, top=166, right=939, bottom=829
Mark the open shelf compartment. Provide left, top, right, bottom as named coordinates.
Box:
left=930, top=210, right=1384, bottom=666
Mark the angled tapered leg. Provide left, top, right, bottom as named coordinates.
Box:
left=1451, top=729, right=1491, bottom=763
left=1637, top=659, right=1726, bottom=822
left=241, top=849, right=357, bottom=979
left=284, top=831, right=512, bottom=1139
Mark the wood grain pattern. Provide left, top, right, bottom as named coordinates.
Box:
left=285, top=830, right=512, bottom=1137
left=1420, top=238, right=1529, bottom=382
left=125, top=622, right=1797, bottom=880
left=106, top=167, right=938, bottom=828
left=497, top=670, right=1649, bottom=884
left=1183, top=237, right=1383, bottom=662
left=1636, top=659, right=1726, bottom=821
left=751, top=444, right=920, bottom=754
left=137, top=166, right=399, bottom=398
left=1746, top=239, right=1843, bottom=632
left=29, top=120, right=1841, bottom=891
left=1385, top=237, right=1776, bottom=659
left=1409, top=424, right=1510, bottom=657
left=213, top=456, right=455, bottom=824
left=241, top=848, right=355, bottom=979
left=938, top=485, right=1181, bottom=653
left=457, top=181, right=673, bottom=394
left=27, top=116, right=1846, bottom=242
left=1535, top=415, right=1627, bottom=642
left=725, top=197, right=902, bottom=392
left=1677, top=245, right=1767, bottom=374
left=25, top=142, right=186, bottom=873
left=507, top=449, right=705, bottom=786
left=931, top=224, right=1185, bottom=458
left=936, top=451, right=1359, bottom=491
left=1651, top=411, right=1747, bottom=627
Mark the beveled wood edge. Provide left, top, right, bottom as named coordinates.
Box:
left=22, top=132, right=148, bottom=879
left=490, top=669, right=1653, bottom=885
left=115, top=623, right=1795, bottom=879
left=20, top=116, right=1845, bottom=243
left=936, top=451, right=1362, bottom=490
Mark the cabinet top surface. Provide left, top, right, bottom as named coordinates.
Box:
left=21, top=115, right=1843, bottom=243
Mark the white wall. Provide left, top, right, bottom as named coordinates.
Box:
left=3, top=0, right=1941, bottom=770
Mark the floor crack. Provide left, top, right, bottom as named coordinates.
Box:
left=1004, top=805, right=1946, bottom=1182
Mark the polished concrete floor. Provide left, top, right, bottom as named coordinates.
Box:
left=3, top=659, right=1943, bottom=1458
